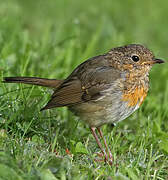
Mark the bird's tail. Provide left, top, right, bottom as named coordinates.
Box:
left=3, top=77, right=63, bottom=88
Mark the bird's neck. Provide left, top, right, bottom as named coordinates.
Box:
left=121, top=70, right=149, bottom=108
left=124, top=68, right=149, bottom=92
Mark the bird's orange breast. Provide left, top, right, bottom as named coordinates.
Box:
left=122, top=86, right=148, bottom=107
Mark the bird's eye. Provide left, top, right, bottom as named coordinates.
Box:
left=131, top=55, right=139, bottom=62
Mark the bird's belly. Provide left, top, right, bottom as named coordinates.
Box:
left=70, top=90, right=140, bottom=127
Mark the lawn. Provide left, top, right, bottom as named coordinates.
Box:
left=0, top=0, right=168, bottom=179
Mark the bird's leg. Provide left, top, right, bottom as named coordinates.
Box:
left=90, top=127, right=108, bottom=162
left=97, top=127, right=113, bottom=163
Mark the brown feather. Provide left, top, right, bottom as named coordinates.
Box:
left=3, top=77, right=63, bottom=88
left=41, top=79, right=83, bottom=110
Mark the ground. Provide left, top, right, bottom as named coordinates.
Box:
left=0, top=0, right=168, bottom=179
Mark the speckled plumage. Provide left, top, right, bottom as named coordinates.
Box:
left=4, top=44, right=164, bottom=164
left=40, top=44, right=161, bottom=127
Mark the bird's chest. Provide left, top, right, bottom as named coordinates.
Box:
left=70, top=77, right=149, bottom=127
left=99, top=82, right=148, bottom=125
left=122, top=85, right=148, bottom=108
left=121, top=71, right=149, bottom=106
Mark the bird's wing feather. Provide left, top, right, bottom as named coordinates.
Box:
left=41, top=77, right=83, bottom=110
left=81, top=66, right=121, bottom=101
left=41, top=56, right=121, bottom=110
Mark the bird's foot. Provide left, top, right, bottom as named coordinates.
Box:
left=94, top=152, right=113, bottom=165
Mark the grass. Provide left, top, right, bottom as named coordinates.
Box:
left=0, top=0, right=168, bottom=179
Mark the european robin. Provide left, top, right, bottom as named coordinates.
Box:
left=3, top=44, right=164, bottom=165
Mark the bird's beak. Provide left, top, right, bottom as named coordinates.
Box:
left=153, top=58, right=165, bottom=64
left=142, top=58, right=165, bottom=65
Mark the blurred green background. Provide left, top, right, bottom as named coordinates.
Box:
left=0, top=0, right=168, bottom=179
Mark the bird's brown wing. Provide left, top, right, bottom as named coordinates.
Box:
left=41, top=55, right=121, bottom=110
left=41, top=66, right=121, bottom=110
left=41, top=77, right=83, bottom=110
left=80, top=66, right=121, bottom=101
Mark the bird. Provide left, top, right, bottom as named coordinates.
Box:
left=3, top=44, right=164, bottom=165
